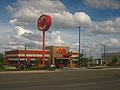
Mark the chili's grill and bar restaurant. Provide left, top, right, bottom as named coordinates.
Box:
left=5, top=45, right=79, bottom=68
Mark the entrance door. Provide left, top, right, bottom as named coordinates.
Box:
left=55, top=59, right=69, bottom=68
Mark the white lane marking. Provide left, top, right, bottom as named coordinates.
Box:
left=60, top=82, right=96, bottom=87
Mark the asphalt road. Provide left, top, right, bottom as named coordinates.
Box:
left=0, top=69, right=120, bottom=90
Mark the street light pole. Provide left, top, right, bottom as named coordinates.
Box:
left=24, top=45, right=27, bottom=69
left=78, top=27, right=80, bottom=58
left=103, top=45, right=106, bottom=64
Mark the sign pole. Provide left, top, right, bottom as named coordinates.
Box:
left=42, top=31, right=45, bottom=68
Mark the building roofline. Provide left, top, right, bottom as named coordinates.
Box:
left=6, top=49, right=50, bottom=52
left=45, top=45, right=69, bottom=47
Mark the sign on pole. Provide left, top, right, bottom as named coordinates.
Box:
left=37, top=15, right=52, bottom=68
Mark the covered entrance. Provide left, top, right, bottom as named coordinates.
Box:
left=55, top=57, right=70, bottom=68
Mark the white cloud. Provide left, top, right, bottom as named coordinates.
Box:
left=89, top=17, right=120, bottom=35
left=1, top=0, right=93, bottom=53
left=50, top=31, right=65, bottom=45
left=84, top=0, right=120, bottom=9
left=3, top=0, right=120, bottom=58
left=6, top=0, right=92, bottom=29
left=17, top=0, right=66, bottom=12
left=101, top=38, right=120, bottom=48
left=0, top=33, right=22, bottom=51
left=5, top=5, right=14, bottom=13
left=13, top=26, right=33, bottom=36
left=9, top=19, right=33, bottom=36
left=0, top=26, right=66, bottom=52
left=51, top=11, right=92, bottom=29
left=22, top=33, right=41, bottom=42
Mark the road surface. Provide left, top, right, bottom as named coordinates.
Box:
left=0, top=69, right=120, bottom=90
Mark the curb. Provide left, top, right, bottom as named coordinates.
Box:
left=0, top=69, right=60, bottom=74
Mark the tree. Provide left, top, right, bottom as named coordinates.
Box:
left=87, top=57, right=93, bottom=66
left=77, top=53, right=84, bottom=67
left=112, top=57, right=118, bottom=65
left=0, top=53, right=5, bottom=63
left=78, top=53, right=92, bottom=67
left=0, top=53, right=5, bottom=69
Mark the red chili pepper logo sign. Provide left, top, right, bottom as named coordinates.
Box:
left=37, top=15, right=52, bottom=31
left=56, top=48, right=67, bottom=54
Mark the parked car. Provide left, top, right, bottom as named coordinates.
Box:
left=58, top=63, right=64, bottom=68
left=16, top=63, right=26, bottom=69
left=16, top=62, right=35, bottom=69
left=47, top=64, right=56, bottom=71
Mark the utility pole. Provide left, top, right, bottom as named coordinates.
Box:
left=103, top=45, right=106, bottom=64
left=24, top=45, right=27, bottom=69
left=77, top=27, right=81, bottom=58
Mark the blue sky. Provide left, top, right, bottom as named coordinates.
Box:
left=1, top=0, right=120, bottom=22
left=0, top=0, right=120, bottom=58
left=61, top=0, right=120, bottom=21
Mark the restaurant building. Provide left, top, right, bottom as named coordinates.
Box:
left=5, top=45, right=79, bottom=68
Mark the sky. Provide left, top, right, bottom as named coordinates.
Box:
left=0, top=0, right=120, bottom=58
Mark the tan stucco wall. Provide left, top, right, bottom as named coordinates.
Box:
left=45, top=46, right=69, bottom=64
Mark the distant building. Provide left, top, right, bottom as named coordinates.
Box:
left=101, top=52, right=120, bottom=64
left=93, top=58, right=102, bottom=65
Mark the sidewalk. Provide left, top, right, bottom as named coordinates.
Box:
left=0, top=67, right=120, bottom=74
left=0, top=69, right=60, bottom=74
